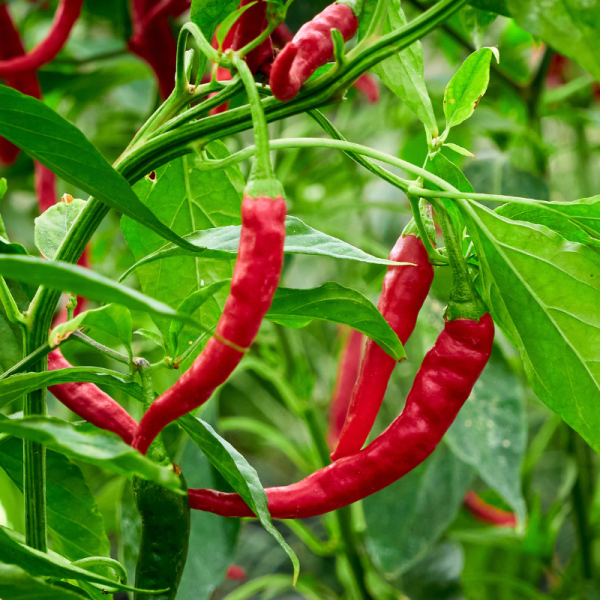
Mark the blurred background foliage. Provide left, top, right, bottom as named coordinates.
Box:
left=2, top=0, right=600, bottom=598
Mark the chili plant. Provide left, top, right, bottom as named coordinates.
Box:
left=0, top=0, right=600, bottom=598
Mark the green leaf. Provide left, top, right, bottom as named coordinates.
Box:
left=495, top=197, right=600, bottom=247
left=458, top=199, right=600, bottom=455
left=177, top=408, right=240, bottom=600
left=506, top=0, right=600, bottom=82
left=468, top=0, right=510, bottom=17
left=120, top=215, right=399, bottom=283
left=0, top=416, right=183, bottom=493
left=266, top=283, right=405, bottom=361
left=217, top=2, right=256, bottom=48
left=460, top=6, right=497, bottom=49
left=0, top=564, right=92, bottom=600
left=0, top=367, right=144, bottom=410
left=443, top=47, right=498, bottom=130
left=446, top=347, right=527, bottom=522
left=135, top=328, right=167, bottom=351
left=368, top=0, right=438, bottom=135
left=121, top=151, right=240, bottom=353
left=0, top=85, right=209, bottom=254
left=364, top=442, right=474, bottom=578
left=0, top=437, right=111, bottom=562
left=191, top=0, right=240, bottom=41
left=34, top=199, right=86, bottom=260
left=49, top=304, right=133, bottom=360
left=443, top=142, right=475, bottom=157
left=170, top=280, right=230, bottom=354
left=0, top=255, right=198, bottom=327
left=0, top=525, right=162, bottom=593
left=179, top=415, right=300, bottom=584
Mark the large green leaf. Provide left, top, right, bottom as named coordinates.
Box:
left=266, top=283, right=406, bottom=361
left=0, top=85, right=207, bottom=253
left=0, top=437, right=111, bottom=562
left=506, top=0, right=600, bottom=82
left=363, top=442, right=474, bottom=578
left=191, top=0, right=240, bottom=43
left=446, top=347, right=527, bottom=522
left=0, top=417, right=182, bottom=492
left=496, top=196, right=600, bottom=247
left=179, top=415, right=299, bottom=583
left=0, top=564, right=91, bottom=600
left=363, top=0, right=438, bottom=135
left=0, top=255, right=197, bottom=327
left=459, top=199, right=600, bottom=454
left=121, top=149, right=241, bottom=353
left=0, top=367, right=144, bottom=410
left=0, top=525, right=159, bottom=593
left=120, top=215, right=400, bottom=282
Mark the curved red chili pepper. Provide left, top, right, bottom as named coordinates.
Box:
left=0, top=0, right=83, bottom=76
left=188, top=314, right=494, bottom=518
left=330, top=232, right=434, bottom=460
left=463, top=491, right=517, bottom=528
left=327, top=328, right=364, bottom=450
left=48, top=349, right=138, bottom=445
left=270, top=3, right=359, bottom=102
left=132, top=195, right=287, bottom=455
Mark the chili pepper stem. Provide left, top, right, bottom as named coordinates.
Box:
left=431, top=199, right=487, bottom=321
left=233, top=55, right=283, bottom=198
left=407, top=196, right=448, bottom=265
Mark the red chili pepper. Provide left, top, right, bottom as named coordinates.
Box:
left=188, top=313, right=494, bottom=518
left=463, top=491, right=517, bottom=528
left=327, top=328, right=364, bottom=450
left=352, top=73, right=379, bottom=103
left=330, top=231, right=434, bottom=460
left=269, top=2, right=359, bottom=102
left=48, top=349, right=138, bottom=445
left=271, top=21, right=379, bottom=103
left=133, top=194, right=287, bottom=455
left=225, top=564, right=246, bottom=581
left=0, top=0, right=83, bottom=76
left=0, top=3, right=42, bottom=166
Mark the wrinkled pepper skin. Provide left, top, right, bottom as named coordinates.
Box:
left=133, top=196, right=287, bottom=455
left=189, top=314, right=494, bottom=518
left=331, top=233, right=434, bottom=460
left=133, top=470, right=190, bottom=600
left=48, top=349, right=138, bottom=445
left=270, top=3, right=359, bottom=101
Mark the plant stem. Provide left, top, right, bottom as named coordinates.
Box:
left=72, top=331, right=131, bottom=366
left=0, top=276, right=27, bottom=326
left=23, top=332, right=47, bottom=552
left=0, top=341, right=52, bottom=381
left=408, top=195, right=448, bottom=264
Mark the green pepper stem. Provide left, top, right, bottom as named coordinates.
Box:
left=431, top=199, right=486, bottom=321
left=407, top=196, right=448, bottom=265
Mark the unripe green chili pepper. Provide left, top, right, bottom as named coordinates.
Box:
left=133, top=361, right=191, bottom=600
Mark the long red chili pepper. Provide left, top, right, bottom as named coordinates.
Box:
left=188, top=313, right=494, bottom=518
left=463, top=491, right=517, bottom=528
left=269, top=1, right=360, bottom=102
left=132, top=194, right=286, bottom=454
left=327, top=328, right=364, bottom=450
left=271, top=22, right=379, bottom=103
left=48, top=349, right=138, bottom=445
left=0, top=0, right=83, bottom=76
left=330, top=229, right=434, bottom=460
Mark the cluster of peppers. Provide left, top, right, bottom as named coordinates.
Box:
left=0, top=0, right=513, bottom=597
